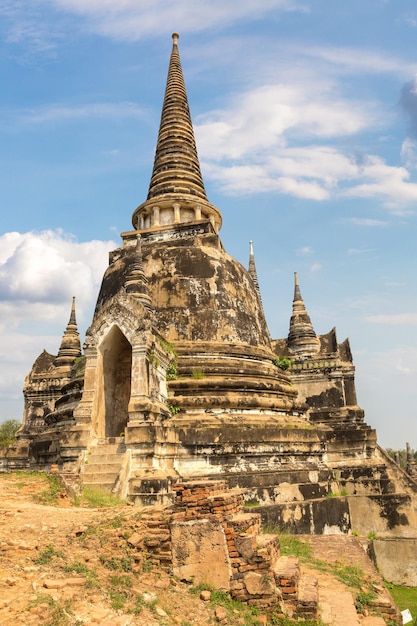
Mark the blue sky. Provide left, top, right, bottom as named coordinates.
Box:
left=1, top=0, right=417, bottom=449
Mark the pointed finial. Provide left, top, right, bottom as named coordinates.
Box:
left=54, top=298, right=81, bottom=370
left=69, top=296, right=76, bottom=325
left=248, top=240, right=264, bottom=313
left=293, top=271, right=302, bottom=302
left=287, top=273, right=320, bottom=356
left=132, top=31, right=222, bottom=234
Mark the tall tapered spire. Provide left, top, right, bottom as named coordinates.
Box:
left=54, top=297, right=82, bottom=370
left=287, top=273, right=320, bottom=356
left=248, top=241, right=264, bottom=310
left=132, top=33, right=222, bottom=234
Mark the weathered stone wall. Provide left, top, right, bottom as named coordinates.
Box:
left=369, top=538, right=417, bottom=586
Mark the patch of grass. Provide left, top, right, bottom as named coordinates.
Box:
left=263, top=529, right=381, bottom=621
left=355, top=590, right=377, bottom=614
left=110, top=513, right=125, bottom=528
left=108, top=574, right=133, bottom=610
left=34, top=544, right=65, bottom=565
left=191, top=369, right=204, bottom=379
left=64, top=561, right=97, bottom=587
left=35, top=473, right=64, bottom=505
left=244, top=500, right=260, bottom=507
left=262, top=530, right=313, bottom=560
left=189, top=584, right=261, bottom=624
left=108, top=589, right=128, bottom=611
left=127, top=593, right=146, bottom=615
left=142, top=553, right=153, bottom=572
left=81, top=486, right=125, bottom=507
left=327, top=488, right=349, bottom=497
left=99, top=554, right=133, bottom=572
left=45, top=601, right=75, bottom=626
left=385, top=583, right=417, bottom=618
left=27, top=595, right=75, bottom=626
left=27, top=593, right=55, bottom=610
left=271, top=616, right=323, bottom=626
left=331, top=562, right=366, bottom=588
left=109, top=574, right=133, bottom=588
left=64, top=561, right=90, bottom=575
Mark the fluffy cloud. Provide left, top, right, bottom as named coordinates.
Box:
left=0, top=230, right=116, bottom=420
left=196, top=84, right=369, bottom=160
left=196, top=84, right=417, bottom=208
left=0, top=230, right=115, bottom=306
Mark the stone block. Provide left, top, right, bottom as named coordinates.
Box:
left=171, top=518, right=231, bottom=590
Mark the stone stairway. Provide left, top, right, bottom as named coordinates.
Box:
left=82, top=438, right=126, bottom=492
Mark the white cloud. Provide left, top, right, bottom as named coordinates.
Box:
left=343, top=155, right=417, bottom=210
left=48, top=0, right=305, bottom=40
left=347, top=247, right=376, bottom=255
left=296, top=246, right=314, bottom=255
left=298, top=44, right=417, bottom=77
left=0, top=0, right=61, bottom=59
left=0, top=230, right=116, bottom=421
left=0, top=230, right=115, bottom=306
left=349, top=218, right=388, bottom=227
left=196, top=84, right=370, bottom=161
left=195, top=83, right=417, bottom=208
left=7, top=102, right=144, bottom=126
left=365, top=313, right=417, bottom=325
left=401, top=138, right=417, bottom=170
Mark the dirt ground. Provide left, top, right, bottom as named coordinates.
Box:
left=0, top=472, right=226, bottom=626
left=0, top=472, right=399, bottom=626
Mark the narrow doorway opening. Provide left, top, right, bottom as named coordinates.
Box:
left=101, top=326, right=132, bottom=438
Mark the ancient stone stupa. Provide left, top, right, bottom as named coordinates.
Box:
left=8, top=34, right=417, bottom=544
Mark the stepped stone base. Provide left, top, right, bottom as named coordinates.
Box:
left=82, top=438, right=126, bottom=492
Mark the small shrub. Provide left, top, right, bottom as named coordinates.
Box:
left=64, top=561, right=90, bottom=575
left=273, top=356, right=293, bottom=371
left=72, top=355, right=86, bottom=377
left=355, top=590, right=376, bottom=614
left=166, top=361, right=178, bottom=380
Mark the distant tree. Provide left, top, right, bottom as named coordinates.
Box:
left=0, top=419, right=21, bottom=449
left=385, top=447, right=417, bottom=470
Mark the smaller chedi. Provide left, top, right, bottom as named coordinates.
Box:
left=20, top=297, right=81, bottom=439
left=5, top=35, right=417, bottom=552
